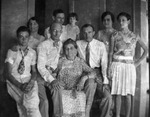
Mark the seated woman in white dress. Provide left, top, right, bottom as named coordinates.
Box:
left=55, top=39, right=96, bottom=117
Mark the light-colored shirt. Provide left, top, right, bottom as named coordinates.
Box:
left=5, top=47, right=36, bottom=83
left=76, top=39, right=109, bottom=84
left=37, top=39, right=62, bottom=83
left=66, top=24, right=80, bottom=41
left=60, top=25, right=68, bottom=43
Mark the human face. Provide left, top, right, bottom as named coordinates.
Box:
left=83, top=26, right=95, bottom=42
left=103, top=15, right=113, bottom=28
left=18, top=31, right=29, bottom=47
left=54, top=13, right=65, bottom=25
left=65, top=43, right=77, bottom=60
left=69, top=17, right=77, bottom=25
left=50, top=23, right=62, bottom=41
left=29, top=20, right=39, bottom=33
left=118, top=16, right=130, bottom=29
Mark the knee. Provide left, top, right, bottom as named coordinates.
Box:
left=84, top=79, right=95, bottom=87
left=40, top=98, right=49, bottom=107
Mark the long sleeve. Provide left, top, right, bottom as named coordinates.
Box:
left=100, top=44, right=109, bottom=84
left=37, top=44, right=55, bottom=83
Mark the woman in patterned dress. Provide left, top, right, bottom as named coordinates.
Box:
left=109, top=12, right=148, bottom=117
left=95, top=11, right=116, bottom=53
left=56, top=39, right=96, bottom=117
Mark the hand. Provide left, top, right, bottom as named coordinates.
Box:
left=102, top=84, right=111, bottom=93
left=76, top=76, right=87, bottom=91
left=25, top=80, right=35, bottom=92
left=20, top=83, right=28, bottom=93
left=72, top=89, right=77, bottom=99
left=134, top=61, right=140, bottom=67
left=107, top=67, right=112, bottom=80
left=50, top=80, right=61, bottom=90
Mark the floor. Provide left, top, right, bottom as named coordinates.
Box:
left=0, top=81, right=125, bottom=117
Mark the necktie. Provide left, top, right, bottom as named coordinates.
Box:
left=85, top=42, right=90, bottom=66
left=18, top=47, right=29, bottom=75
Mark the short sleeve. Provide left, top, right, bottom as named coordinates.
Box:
left=5, top=49, right=16, bottom=64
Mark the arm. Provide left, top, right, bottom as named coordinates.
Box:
left=77, top=59, right=96, bottom=91
left=37, top=44, right=55, bottom=83
left=6, top=62, right=22, bottom=89
left=134, top=37, right=148, bottom=67
left=100, top=43, right=109, bottom=84
left=94, top=31, right=101, bottom=41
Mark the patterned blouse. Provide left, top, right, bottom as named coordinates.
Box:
left=111, top=30, right=139, bottom=57
left=56, top=57, right=93, bottom=90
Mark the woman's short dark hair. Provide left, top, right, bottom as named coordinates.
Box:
left=63, top=38, right=78, bottom=53
left=117, top=12, right=131, bottom=21
left=81, top=24, right=95, bottom=31
left=53, top=9, right=64, bottom=17
left=16, top=26, right=30, bottom=37
left=27, top=17, right=39, bottom=28
left=101, top=11, right=115, bottom=23
left=68, top=12, right=78, bottom=21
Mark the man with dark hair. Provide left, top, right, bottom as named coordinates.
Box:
left=45, top=9, right=67, bottom=43
left=77, top=24, right=112, bottom=117
left=5, top=26, right=41, bottom=117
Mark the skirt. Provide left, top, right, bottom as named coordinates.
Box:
left=110, top=56, right=136, bottom=96
left=62, top=90, right=86, bottom=117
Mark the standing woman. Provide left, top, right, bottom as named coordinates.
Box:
left=109, top=12, right=148, bottom=117
left=27, top=17, right=49, bottom=117
left=95, top=11, right=116, bottom=53
left=27, top=17, right=45, bottom=50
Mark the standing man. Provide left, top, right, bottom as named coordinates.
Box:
left=37, top=22, right=63, bottom=117
left=5, top=26, right=41, bottom=117
left=77, top=24, right=112, bottom=117
left=45, top=9, right=67, bottom=43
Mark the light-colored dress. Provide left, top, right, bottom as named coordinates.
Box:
left=57, top=57, right=92, bottom=117
left=95, top=29, right=116, bottom=52
left=66, top=24, right=80, bottom=41
left=5, top=47, right=41, bottom=117
left=110, top=30, right=139, bottom=96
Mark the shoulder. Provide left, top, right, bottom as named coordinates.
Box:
left=28, top=47, right=36, bottom=56
left=76, top=40, right=86, bottom=45
left=38, top=39, right=51, bottom=48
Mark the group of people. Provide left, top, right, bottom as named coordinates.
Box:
left=5, top=8, right=147, bottom=117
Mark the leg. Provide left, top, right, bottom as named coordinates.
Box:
left=51, top=88, right=63, bottom=117
left=38, top=79, right=49, bottom=117
left=84, top=79, right=97, bottom=117
left=125, top=95, right=131, bottom=117
left=115, top=95, right=121, bottom=117
left=97, top=84, right=112, bottom=117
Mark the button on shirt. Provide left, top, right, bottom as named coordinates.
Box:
left=37, top=39, right=62, bottom=83
left=5, top=47, right=36, bottom=83
left=76, top=39, right=109, bottom=84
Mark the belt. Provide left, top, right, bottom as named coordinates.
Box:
left=113, top=58, right=134, bottom=64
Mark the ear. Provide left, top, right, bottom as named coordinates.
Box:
left=128, top=20, right=131, bottom=25
left=93, top=31, right=95, bottom=36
